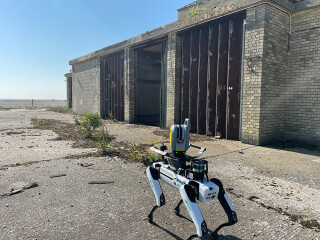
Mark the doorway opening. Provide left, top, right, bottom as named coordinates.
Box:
left=135, top=40, right=167, bottom=127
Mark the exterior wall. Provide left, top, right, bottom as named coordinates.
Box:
left=259, top=5, right=290, bottom=144
left=166, top=33, right=182, bottom=128
left=242, top=4, right=290, bottom=145
left=72, top=58, right=101, bottom=115
left=177, top=0, right=294, bottom=21
left=241, top=6, right=265, bottom=144
left=285, top=6, right=320, bottom=145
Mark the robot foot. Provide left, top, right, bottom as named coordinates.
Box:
left=174, top=199, right=183, bottom=215
left=147, top=205, right=159, bottom=223
left=187, top=233, right=216, bottom=240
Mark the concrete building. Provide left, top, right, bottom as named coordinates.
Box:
left=66, top=0, right=320, bottom=146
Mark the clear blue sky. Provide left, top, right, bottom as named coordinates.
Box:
left=0, top=0, right=194, bottom=100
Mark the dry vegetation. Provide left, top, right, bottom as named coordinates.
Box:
left=31, top=118, right=156, bottom=165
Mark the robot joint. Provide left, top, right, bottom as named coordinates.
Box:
left=184, top=184, right=196, bottom=203
left=160, top=194, right=165, bottom=206
left=150, top=166, right=160, bottom=180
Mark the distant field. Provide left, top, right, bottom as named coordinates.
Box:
left=0, top=99, right=67, bottom=109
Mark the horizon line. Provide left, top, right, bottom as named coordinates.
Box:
left=0, top=98, right=67, bottom=101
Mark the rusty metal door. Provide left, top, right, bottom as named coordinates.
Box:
left=104, top=59, right=109, bottom=117
left=180, top=12, right=245, bottom=140
left=227, top=20, right=243, bottom=140
left=105, top=51, right=124, bottom=121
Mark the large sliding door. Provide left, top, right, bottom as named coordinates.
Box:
left=103, top=51, right=124, bottom=121
left=180, top=12, right=245, bottom=139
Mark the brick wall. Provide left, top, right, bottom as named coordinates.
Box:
left=259, top=5, right=290, bottom=144
left=166, top=33, right=182, bottom=128
left=241, top=6, right=265, bottom=145
left=242, top=4, right=290, bottom=145
left=72, top=58, right=101, bottom=115
left=285, top=6, right=320, bottom=145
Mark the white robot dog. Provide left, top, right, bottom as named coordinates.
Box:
left=146, top=119, right=238, bottom=240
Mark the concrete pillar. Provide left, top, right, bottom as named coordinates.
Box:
left=166, top=33, right=182, bottom=128
left=241, top=6, right=266, bottom=145
left=124, top=47, right=136, bottom=123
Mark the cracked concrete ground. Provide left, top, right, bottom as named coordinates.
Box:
left=0, top=110, right=319, bottom=240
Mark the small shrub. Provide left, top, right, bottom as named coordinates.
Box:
left=145, top=153, right=162, bottom=166
left=186, top=6, right=203, bottom=18
left=130, top=145, right=142, bottom=162
left=96, top=126, right=110, bottom=154
left=74, top=117, right=80, bottom=125
left=80, top=113, right=102, bottom=138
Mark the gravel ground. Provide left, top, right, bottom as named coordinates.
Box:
left=0, top=110, right=319, bottom=240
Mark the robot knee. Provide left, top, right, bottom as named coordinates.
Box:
left=149, top=166, right=160, bottom=180
left=210, top=178, right=225, bottom=195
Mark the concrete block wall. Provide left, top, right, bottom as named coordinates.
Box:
left=72, top=58, right=101, bottom=115
left=285, top=6, right=320, bottom=145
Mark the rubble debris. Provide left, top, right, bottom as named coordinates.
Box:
left=88, top=181, right=114, bottom=185
left=6, top=131, right=25, bottom=135
left=7, top=189, right=23, bottom=196
left=49, top=174, right=67, bottom=178
left=0, top=182, right=38, bottom=198
left=23, top=182, right=38, bottom=190
left=80, top=163, right=94, bottom=167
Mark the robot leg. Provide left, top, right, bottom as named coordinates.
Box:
left=179, top=184, right=208, bottom=239
left=146, top=166, right=165, bottom=223
left=174, top=199, right=183, bottom=215
left=210, top=178, right=238, bottom=236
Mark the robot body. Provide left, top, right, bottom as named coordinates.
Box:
left=146, top=119, right=238, bottom=240
left=148, top=162, right=219, bottom=202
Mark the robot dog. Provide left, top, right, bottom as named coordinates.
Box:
left=146, top=119, right=238, bottom=239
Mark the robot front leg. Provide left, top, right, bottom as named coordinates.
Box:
left=210, top=178, right=238, bottom=237
left=179, top=184, right=209, bottom=239
left=146, top=166, right=165, bottom=223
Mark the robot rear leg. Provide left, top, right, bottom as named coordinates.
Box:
left=210, top=178, right=238, bottom=237
left=146, top=166, right=165, bottom=223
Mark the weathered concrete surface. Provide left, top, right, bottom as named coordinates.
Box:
left=0, top=157, right=319, bottom=240
left=0, top=109, right=74, bottom=130
left=0, top=110, right=319, bottom=239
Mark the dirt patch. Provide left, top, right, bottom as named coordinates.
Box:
left=153, top=129, right=169, bottom=139
left=31, top=118, right=98, bottom=149
left=65, top=141, right=153, bottom=165
left=31, top=118, right=154, bottom=165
